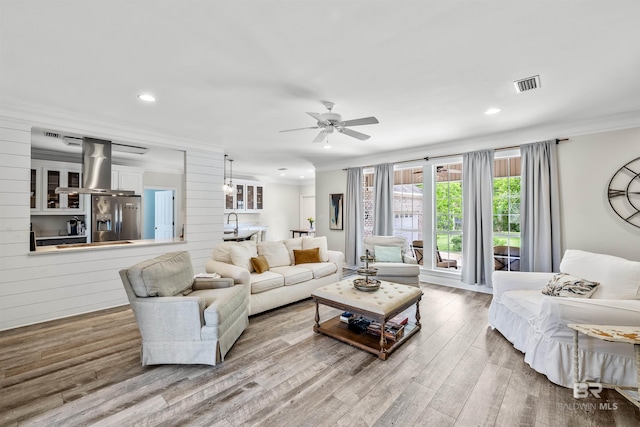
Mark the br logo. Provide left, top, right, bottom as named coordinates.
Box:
left=574, top=382, right=603, bottom=398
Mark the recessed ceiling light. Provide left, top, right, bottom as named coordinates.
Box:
left=138, top=94, right=156, bottom=102
left=300, top=176, right=305, bottom=179
left=280, top=173, right=286, bottom=176
left=485, top=108, right=501, bottom=115
left=323, top=145, right=331, bottom=149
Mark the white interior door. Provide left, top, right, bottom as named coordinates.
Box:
left=300, top=195, right=315, bottom=229
left=154, top=190, right=174, bottom=239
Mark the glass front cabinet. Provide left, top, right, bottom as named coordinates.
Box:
left=30, top=167, right=41, bottom=211
left=224, top=180, right=264, bottom=213
left=32, top=160, right=84, bottom=213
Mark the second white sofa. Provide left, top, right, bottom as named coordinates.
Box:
left=206, top=236, right=344, bottom=315
left=489, top=249, right=640, bottom=389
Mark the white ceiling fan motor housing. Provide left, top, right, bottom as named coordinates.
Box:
left=321, top=112, right=343, bottom=124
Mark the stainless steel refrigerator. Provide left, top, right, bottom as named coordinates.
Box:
left=91, top=195, right=142, bottom=242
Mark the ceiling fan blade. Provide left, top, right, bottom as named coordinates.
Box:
left=306, top=112, right=330, bottom=125
left=338, top=127, right=370, bottom=140
left=341, top=116, right=379, bottom=127
left=279, top=126, right=319, bottom=133
left=312, top=130, right=327, bottom=143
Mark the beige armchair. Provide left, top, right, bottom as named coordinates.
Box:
left=363, top=236, right=420, bottom=286
left=120, top=251, right=249, bottom=366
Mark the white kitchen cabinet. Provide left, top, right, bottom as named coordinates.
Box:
left=36, top=160, right=84, bottom=213
left=224, top=179, right=264, bottom=213
left=30, top=166, right=42, bottom=211
left=112, top=166, right=143, bottom=194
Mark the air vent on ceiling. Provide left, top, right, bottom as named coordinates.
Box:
left=44, top=131, right=61, bottom=138
left=513, top=75, right=541, bottom=93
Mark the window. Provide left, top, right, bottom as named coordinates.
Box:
left=363, top=170, right=375, bottom=238
left=434, top=164, right=463, bottom=269
left=361, top=167, right=423, bottom=244
left=393, top=167, right=423, bottom=244
left=493, top=156, right=521, bottom=271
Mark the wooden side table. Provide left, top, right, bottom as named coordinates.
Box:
left=568, top=324, right=640, bottom=409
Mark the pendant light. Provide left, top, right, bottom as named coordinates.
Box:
left=223, top=155, right=235, bottom=195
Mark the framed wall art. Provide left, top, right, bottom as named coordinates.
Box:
left=329, top=193, right=344, bottom=230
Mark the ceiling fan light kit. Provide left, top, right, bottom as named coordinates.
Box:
left=280, top=101, right=379, bottom=143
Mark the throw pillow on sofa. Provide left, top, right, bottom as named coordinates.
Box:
left=250, top=256, right=270, bottom=274
left=294, top=247, right=322, bottom=264
left=258, top=241, right=292, bottom=267
left=302, top=236, right=328, bottom=262
left=541, top=273, right=600, bottom=298
left=230, top=245, right=257, bottom=272
left=374, top=245, right=403, bottom=263
left=283, top=237, right=304, bottom=262
left=214, top=240, right=257, bottom=263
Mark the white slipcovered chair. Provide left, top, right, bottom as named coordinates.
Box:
left=120, top=251, right=249, bottom=366
left=363, top=236, right=420, bottom=286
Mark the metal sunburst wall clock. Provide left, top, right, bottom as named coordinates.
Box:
left=607, top=156, right=640, bottom=228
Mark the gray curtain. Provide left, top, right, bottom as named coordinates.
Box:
left=373, top=163, right=394, bottom=236
left=461, top=150, right=495, bottom=287
left=520, top=140, right=562, bottom=272
left=345, top=167, right=363, bottom=267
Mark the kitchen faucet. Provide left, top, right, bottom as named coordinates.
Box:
left=227, top=212, right=239, bottom=235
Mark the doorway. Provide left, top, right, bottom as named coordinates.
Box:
left=300, top=195, right=315, bottom=229
left=143, top=188, right=176, bottom=239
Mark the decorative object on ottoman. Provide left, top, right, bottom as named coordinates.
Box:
left=354, top=249, right=381, bottom=291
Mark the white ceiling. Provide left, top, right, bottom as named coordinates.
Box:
left=2, top=1, right=640, bottom=182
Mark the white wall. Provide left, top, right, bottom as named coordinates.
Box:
left=315, top=169, right=347, bottom=255
left=261, top=182, right=304, bottom=241
left=0, top=116, right=225, bottom=330
left=557, top=127, right=640, bottom=260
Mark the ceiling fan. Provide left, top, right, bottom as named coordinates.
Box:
left=280, top=101, right=379, bottom=143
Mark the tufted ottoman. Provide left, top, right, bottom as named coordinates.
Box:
left=311, top=279, right=423, bottom=360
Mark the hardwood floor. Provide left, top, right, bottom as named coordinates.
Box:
left=1, top=283, right=638, bottom=426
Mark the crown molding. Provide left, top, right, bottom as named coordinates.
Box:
left=313, top=109, right=640, bottom=172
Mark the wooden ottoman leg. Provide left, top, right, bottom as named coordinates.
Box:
left=313, top=300, right=320, bottom=332
left=379, top=322, right=387, bottom=360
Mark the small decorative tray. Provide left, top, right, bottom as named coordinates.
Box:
left=353, top=278, right=381, bottom=292
left=356, top=267, right=378, bottom=275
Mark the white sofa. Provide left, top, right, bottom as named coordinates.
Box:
left=206, top=236, right=344, bottom=315
left=489, top=249, right=640, bottom=389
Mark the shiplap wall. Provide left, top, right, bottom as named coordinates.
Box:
left=0, top=117, right=224, bottom=330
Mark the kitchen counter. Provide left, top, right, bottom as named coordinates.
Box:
left=30, top=237, right=187, bottom=254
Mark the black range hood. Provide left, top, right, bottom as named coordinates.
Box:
left=55, top=137, right=135, bottom=196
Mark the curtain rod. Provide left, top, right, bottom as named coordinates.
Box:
left=347, top=138, right=569, bottom=169
left=422, top=138, right=569, bottom=162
